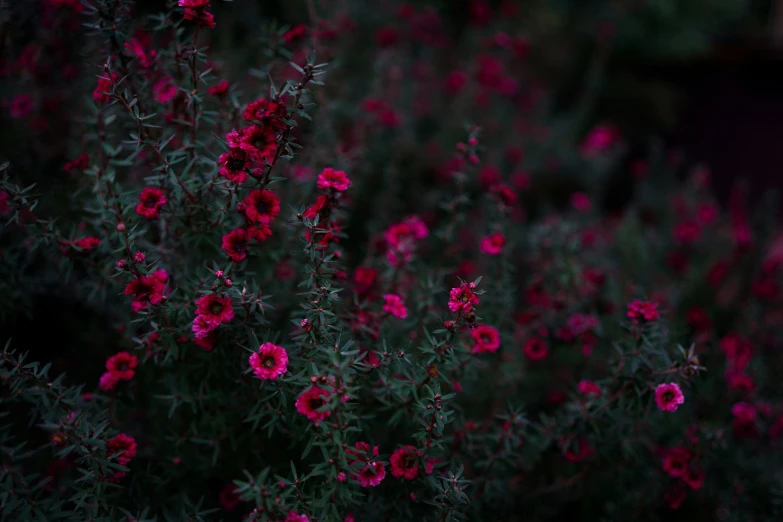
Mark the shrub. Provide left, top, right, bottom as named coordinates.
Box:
left=1, top=1, right=781, bottom=521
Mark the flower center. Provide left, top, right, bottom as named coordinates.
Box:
left=256, top=200, right=269, bottom=214
left=228, top=156, right=245, bottom=171
left=210, top=302, right=223, bottom=314
left=663, top=391, right=674, bottom=402
left=262, top=356, right=275, bottom=368
left=309, top=397, right=324, bottom=410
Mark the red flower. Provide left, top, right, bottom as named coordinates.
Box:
left=353, top=266, right=377, bottom=294
left=580, top=125, right=619, bottom=157
left=184, top=8, right=216, bottom=28
left=222, top=228, right=251, bottom=262
left=92, top=73, right=118, bottom=103
left=626, top=300, right=659, bottom=324
left=674, top=221, right=701, bottom=244
left=242, top=189, right=280, bottom=224
left=384, top=216, right=429, bottom=266
left=523, top=336, right=548, bottom=361
left=480, top=232, right=506, bottom=255
left=135, top=187, right=167, bottom=219
left=64, top=236, right=101, bottom=253
left=124, top=38, right=157, bottom=68
left=686, top=307, right=711, bottom=333
left=195, top=294, right=234, bottom=328
left=382, top=294, right=408, bottom=319
left=348, top=442, right=386, bottom=488
left=720, top=333, right=752, bottom=370
left=283, top=24, right=308, bottom=45
left=390, top=446, right=425, bottom=480
left=106, top=351, right=138, bottom=381
left=662, top=446, right=691, bottom=478
left=107, top=433, right=137, bottom=466
left=570, top=192, right=592, bottom=213
left=304, top=194, right=329, bottom=220
left=178, top=0, right=210, bottom=6
left=209, top=80, right=230, bottom=96
left=295, top=386, right=332, bottom=425
left=470, top=325, right=500, bottom=354
left=218, top=148, right=251, bottom=183
left=577, top=380, right=601, bottom=398
left=491, top=184, right=517, bottom=206
left=317, top=167, right=352, bottom=192
left=218, top=483, right=241, bottom=511
left=448, top=282, right=479, bottom=314
left=559, top=436, right=593, bottom=462
left=655, top=383, right=685, bottom=412
left=124, top=269, right=168, bottom=312
left=285, top=511, right=309, bottom=522
left=64, top=154, right=89, bottom=172
left=682, top=466, right=704, bottom=490
left=249, top=343, right=289, bottom=380
left=229, top=126, right=278, bottom=163
left=243, top=97, right=286, bottom=128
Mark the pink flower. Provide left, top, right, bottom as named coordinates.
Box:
left=295, top=386, right=331, bottom=424
left=470, top=325, right=500, bottom=354
left=249, top=343, right=289, bottom=380
left=480, top=232, right=505, bottom=255
left=195, top=294, right=234, bottom=328
left=627, top=300, right=659, bottom=324
left=153, top=77, right=177, bottom=104
left=580, top=125, right=619, bottom=157
left=448, top=282, right=479, bottom=314
left=192, top=315, right=215, bottom=339
left=106, top=352, right=138, bottom=381
left=317, top=168, right=352, bottom=192
left=577, top=380, right=601, bottom=398
left=570, top=192, right=592, bottom=213
left=99, top=371, right=120, bottom=391
left=285, top=512, right=309, bottom=522
left=382, top=294, right=408, bottom=319
left=178, top=0, right=210, bottom=7
left=655, top=383, right=685, bottom=412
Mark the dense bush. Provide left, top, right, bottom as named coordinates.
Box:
left=2, top=1, right=782, bottom=521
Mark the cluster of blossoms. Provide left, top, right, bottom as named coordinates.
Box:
left=5, top=0, right=783, bottom=520
left=384, top=216, right=429, bottom=266
left=192, top=293, right=234, bottom=340
left=123, top=269, right=169, bottom=313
